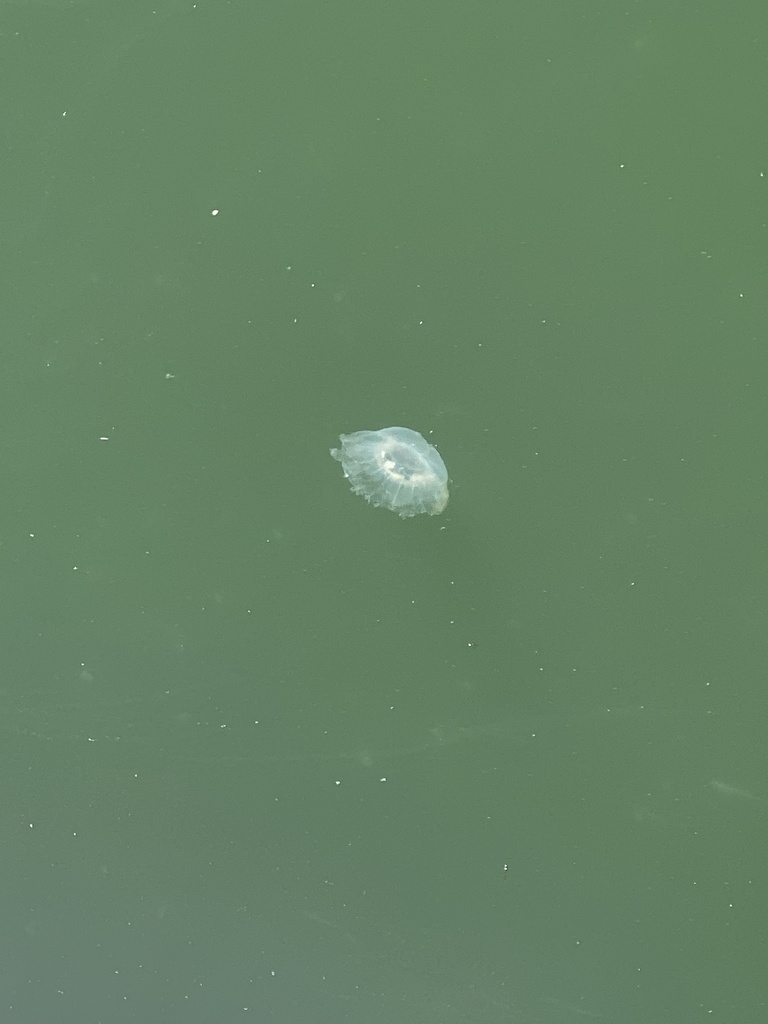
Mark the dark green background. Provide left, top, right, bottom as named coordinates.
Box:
left=1, top=1, right=766, bottom=1021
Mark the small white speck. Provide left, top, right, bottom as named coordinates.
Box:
left=211, top=209, right=219, bottom=216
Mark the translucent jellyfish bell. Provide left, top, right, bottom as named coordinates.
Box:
left=330, top=426, right=449, bottom=518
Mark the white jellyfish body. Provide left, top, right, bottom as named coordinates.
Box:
left=330, top=426, right=449, bottom=518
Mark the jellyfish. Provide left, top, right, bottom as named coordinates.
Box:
left=330, top=426, right=449, bottom=518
